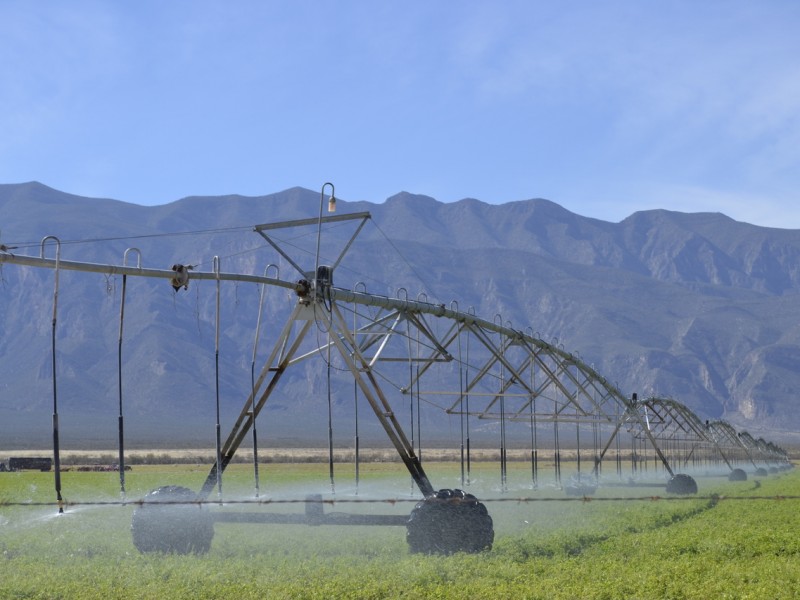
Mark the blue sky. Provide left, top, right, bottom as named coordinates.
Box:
left=2, top=1, right=799, bottom=228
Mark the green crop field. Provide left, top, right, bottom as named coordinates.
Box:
left=1, top=460, right=798, bottom=599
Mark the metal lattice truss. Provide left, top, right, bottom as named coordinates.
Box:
left=738, top=431, right=789, bottom=464
left=611, top=397, right=789, bottom=473
left=0, top=212, right=790, bottom=499
left=196, top=280, right=655, bottom=497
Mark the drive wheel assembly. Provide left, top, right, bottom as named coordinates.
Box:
left=131, top=485, right=214, bottom=554
left=728, top=468, right=747, bottom=481
left=406, top=488, right=494, bottom=555
left=665, top=474, right=698, bottom=495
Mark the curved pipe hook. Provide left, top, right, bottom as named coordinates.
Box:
left=41, top=237, right=61, bottom=322
left=40, top=235, right=61, bottom=262
left=252, top=263, right=277, bottom=361
left=123, top=248, right=142, bottom=269
left=396, top=287, right=408, bottom=309
left=265, top=263, right=279, bottom=280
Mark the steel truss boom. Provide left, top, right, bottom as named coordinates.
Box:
left=2, top=228, right=787, bottom=496
left=2, top=249, right=650, bottom=486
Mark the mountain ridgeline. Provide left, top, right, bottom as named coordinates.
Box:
left=1, top=182, right=799, bottom=448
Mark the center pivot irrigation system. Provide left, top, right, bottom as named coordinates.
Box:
left=0, top=184, right=790, bottom=555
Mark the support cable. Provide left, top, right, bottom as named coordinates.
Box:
left=117, top=247, right=140, bottom=499
left=466, top=326, right=472, bottom=485
left=250, top=264, right=278, bottom=498
left=327, top=323, right=335, bottom=495
left=41, top=236, right=63, bottom=514
left=353, top=298, right=360, bottom=494
left=576, top=407, right=582, bottom=476
left=406, top=316, right=415, bottom=494
left=554, top=395, right=562, bottom=488
left=458, top=322, right=465, bottom=488
left=214, top=256, right=223, bottom=501
left=529, top=355, right=538, bottom=489
left=118, top=273, right=127, bottom=498
left=7, top=494, right=800, bottom=510
left=495, top=316, right=507, bottom=492
left=416, top=321, right=422, bottom=469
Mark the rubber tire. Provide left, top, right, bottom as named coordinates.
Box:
left=665, top=474, right=698, bottom=495
left=406, top=489, right=494, bottom=555
left=728, top=468, right=747, bottom=482
left=131, top=485, right=214, bottom=554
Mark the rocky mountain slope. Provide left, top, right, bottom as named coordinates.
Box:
left=1, top=182, right=798, bottom=448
